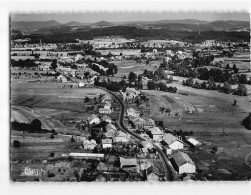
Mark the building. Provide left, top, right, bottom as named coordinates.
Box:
left=127, top=108, right=140, bottom=118
left=102, top=138, right=113, bottom=148
left=99, top=107, right=112, bottom=114
left=83, top=139, right=97, bottom=150
left=146, top=166, right=163, bottom=181
left=69, top=153, right=104, bottom=159
left=87, top=114, right=101, bottom=125
left=187, top=137, right=202, bottom=149
left=143, top=117, right=155, bottom=128
left=101, top=115, right=112, bottom=123
left=148, top=127, right=163, bottom=141
left=162, top=133, right=184, bottom=150
left=120, top=157, right=138, bottom=168
left=105, top=129, right=117, bottom=138
left=131, top=117, right=146, bottom=129
left=114, top=131, right=129, bottom=143
left=106, top=123, right=117, bottom=132
left=170, top=151, right=196, bottom=174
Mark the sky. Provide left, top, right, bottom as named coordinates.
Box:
left=11, top=12, right=250, bottom=23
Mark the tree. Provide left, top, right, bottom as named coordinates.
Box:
left=84, top=96, right=90, bottom=103
left=50, top=134, right=55, bottom=139
left=233, top=64, right=239, bottom=73
left=30, top=119, right=42, bottom=131
left=13, top=140, right=20, bottom=148
left=51, top=59, right=57, bottom=70
left=222, top=82, right=232, bottom=94
left=233, top=100, right=237, bottom=106
left=242, top=113, right=251, bottom=130
left=128, top=72, right=137, bottom=82
left=147, top=81, right=156, bottom=90
left=234, top=84, right=248, bottom=96
left=239, top=74, right=248, bottom=84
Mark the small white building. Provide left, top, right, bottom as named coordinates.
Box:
left=146, top=166, right=163, bottom=181
left=148, top=127, right=163, bottom=141
left=162, top=133, right=184, bottom=150
left=170, top=151, right=196, bottom=174
left=106, top=123, right=117, bottom=132
left=101, top=138, right=112, bottom=148
left=187, top=137, right=202, bottom=149
left=99, top=108, right=112, bottom=114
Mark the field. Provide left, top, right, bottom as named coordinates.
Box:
left=113, top=60, right=160, bottom=79
left=141, top=82, right=251, bottom=180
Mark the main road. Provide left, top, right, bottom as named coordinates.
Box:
left=96, top=86, right=175, bottom=181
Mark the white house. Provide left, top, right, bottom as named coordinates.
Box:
left=101, top=138, right=112, bottom=148
left=162, top=133, right=184, bottom=150
left=148, top=127, right=163, bottom=141
left=78, top=82, right=85, bottom=88
left=127, top=108, right=140, bottom=118
left=170, top=151, right=196, bottom=174
left=87, top=114, right=101, bottom=125
left=187, top=137, right=202, bottom=149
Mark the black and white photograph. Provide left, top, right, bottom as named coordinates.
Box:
left=2, top=0, right=251, bottom=194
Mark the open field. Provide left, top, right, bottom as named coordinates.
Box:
left=141, top=84, right=251, bottom=180
left=113, top=60, right=160, bottom=78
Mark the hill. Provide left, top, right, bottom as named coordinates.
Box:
left=64, top=21, right=83, bottom=26
left=92, top=20, right=114, bottom=26
left=11, top=20, right=61, bottom=30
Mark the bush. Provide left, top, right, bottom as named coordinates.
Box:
left=13, top=140, right=20, bottom=148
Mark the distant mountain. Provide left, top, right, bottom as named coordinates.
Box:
left=64, top=21, right=83, bottom=26
left=92, top=21, right=114, bottom=26
left=11, top=20, right=61, bottom=30
left=11, top=19, right=250, bottom=32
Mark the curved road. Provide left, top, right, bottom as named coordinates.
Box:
left=96, top=86, right=174, bottom=181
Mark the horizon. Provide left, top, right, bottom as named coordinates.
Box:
left=11, top=12, right=250, bottom=23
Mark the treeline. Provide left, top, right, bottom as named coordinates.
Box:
left=12, top=26, right=250, bottom=44
left=182, top=77, right=248, bottom=96
left=11, top=119, right=57, bottom=134
left=87, top=59, right=118, bottom=76
left=10, top=59, right=38, bottom=68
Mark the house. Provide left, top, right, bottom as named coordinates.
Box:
left=170, top=151, right=196, bottom=174
left=96, top=162, right=115, bottom=171
left=162, top=133, right=184, bottom=150
left=83, top=139, right=97, bottom=150
left=101, top=115, right=112, bottom=123
left=146, top=166, right=163, bottom=181
left=143, top=117, right=155, bottom=128
left=114, top=131, right=129, bottom=143
left=131, top=117, right=146, bottom=129
left=102, top=138, right=113, bottom=148
left=148, top=127, right=163, bottom=141
left=57, top=75, right=67, bottom=83
left=127, top=108, right=140, bottom=118
left=187, top=137, right=202, bottom=149
left=87, top=114, right=101, bottom=125
left=78, top=82, right=85, bottom=88
left=140, top=141, right=153, bottom=150
left=105, top=129, right=117, bottom=138
left=99, top=107, right=112, bottom=114
left=106, top=123, right=117, bottom=132
left=120, top=157, right=138, bottom=168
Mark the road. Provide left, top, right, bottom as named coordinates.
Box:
left=95, top=86, right=175, bottom=181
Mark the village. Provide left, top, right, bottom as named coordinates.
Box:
left=10, top=33, right=251, bottom=182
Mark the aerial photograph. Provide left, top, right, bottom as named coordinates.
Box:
left=10, top=12, right=251, bottom=182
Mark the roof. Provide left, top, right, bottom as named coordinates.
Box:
left=102, top=115, right=112, bottom=122
left=83, top=139, right=97, bottom=146
left=187, top=138, right=201, bottom=146
left=140, top=141, right=153, bottom=149
left=120, top=157, right=138, bottom=167
left=69, top=153, right=104, bottom=158
left=146, top=166, right=163, bottom=176
left=106, top=123, right=117, bottom=131
left=127, top=108, right=140, bottom=114
left=162, top=133, right=183, bottom=145
left=172, top=151, right=195, bottom=167
left=149, top=127, right=162, bottom=135
left=143, top=117, right=154, bottom=123
left=132, top=117, right=146, bottom=124
left=102, top=138, right=112, bottom=144
left=87, top=114, right=99, bottom=122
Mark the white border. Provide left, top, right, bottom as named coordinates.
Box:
left=0, top=0, right=251, bottom=195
